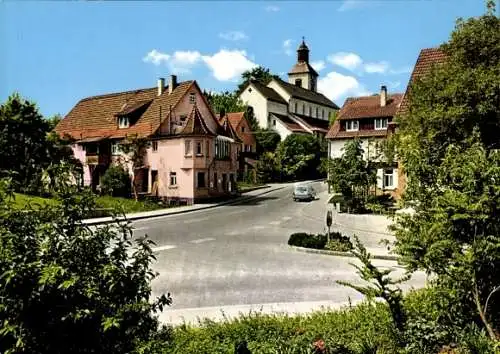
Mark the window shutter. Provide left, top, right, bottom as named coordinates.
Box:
left=376, top=168, right=384, bottom=189
left=393, top=168, right=399, bottom=190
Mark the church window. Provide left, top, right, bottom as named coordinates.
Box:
left=295, top=79, right=302, bottom=87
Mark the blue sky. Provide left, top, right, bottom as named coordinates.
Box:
left=1, top=0, right=486, bottom=118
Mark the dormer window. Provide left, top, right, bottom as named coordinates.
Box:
left=375, top=118, right=388, bottom=130
left=118, top=116, right=129, bottom=129
left=189, top=92, right=196, bottom=104
left=346, top=120, right=359, bottom=132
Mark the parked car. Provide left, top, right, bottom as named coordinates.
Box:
left=293, top=184, right=316, bottom=202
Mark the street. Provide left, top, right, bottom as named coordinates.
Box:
left=130, top=181, right=427, bottom=324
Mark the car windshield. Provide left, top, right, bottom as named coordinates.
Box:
left=296, top=186, right=308, bottom=192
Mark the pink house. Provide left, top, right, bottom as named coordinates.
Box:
left=55, top=75, right=241, bottom=205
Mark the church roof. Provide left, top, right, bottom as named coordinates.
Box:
left=288, top=61, right=319, bottom=76
left=247, top=80, right=287, bottom=104
left=273, top=78, right=339, bottom=109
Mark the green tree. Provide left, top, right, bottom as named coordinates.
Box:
left=254, top=128, right=281, bottom=155
left=236, top=66, right=279, bottom=94
left=391, top=2, right=500, bottom=341
left=327, top=138, right=377, bottom=212
left=204, top=90, right=246, bottom=116
left=276, top=134, right=324, bottom=181
left=255, top=151, right=280, bottom=183
left=0, top=94, right=52, bottom=192
left=101, top=164, right=132, bottom=197
left=0, top=176, right=171, bottom=354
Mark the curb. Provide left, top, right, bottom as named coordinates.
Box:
left=238, top=185, right=269, bottom=194
left=289, top=245, right=399, bottom=261
left=82, top=186, right=286, bottom=226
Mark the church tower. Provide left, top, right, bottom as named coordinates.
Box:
left=287, top=37, right=319, bottom=92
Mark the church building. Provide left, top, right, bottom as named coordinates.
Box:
left=238, top=39, right=339, bottom=140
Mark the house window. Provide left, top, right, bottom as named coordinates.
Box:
left=322, top=109, right=325, bottom=119
left=295, top=79, right=302, bottom=87
left=301, top=104, right=305, bottom=115
left=316, top=107, right=319, bottom=118
left=180, top=114, right=187, bottom=122
left=273, top=119, right=276, bottom=126
left=189, top=92, right=196, bottom=104
left=170, top=172, right=177, bottom=186
left=111, top=142, right=121, bottom=155
left=346, top=120, right=359, bottom=131
left=309, top=106, right=312, bottom=116
left=384, top=169, right=394, bottom=189
left=185, top=140, right=191, bottom=155
left=248, top=88, right=252, bottom=93
left=152, top=141, right=158, bottom=152
left=375, top=118, right=388, bottom=130
left=197, top=172, right=206, bottom=188
left=214, top=172, right=218, bottom=188
left=118, top=116, right=129, bottom=128
left=196, top=141, right=202, bottom=155
left=294, top=102, right=298, bottom=113
left=241, top=126, right=245, bottom=133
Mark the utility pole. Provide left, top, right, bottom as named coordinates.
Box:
left=326, top=210, right=332, bottom=243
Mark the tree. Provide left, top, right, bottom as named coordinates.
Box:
left=255, top=151, right=280, bottom=183
left=275, top=134, right=324, bottom=181
left=101, top=165, right=132, bottom=197
left=254, top=128, right=281, bottom=155
left=236, top=66, right=279, bottom=95
left=391, top=2, right=500, bottom=341
left=327, top=139, right=377, bottom=212
left=119, top=135, right=151, bottom=201
left=204, top=90, right=246, bottom=116
left=0, top=176, right=171, bottom=354
left=0, top=94, right=52, bottom=192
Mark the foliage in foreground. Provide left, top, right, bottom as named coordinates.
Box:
left=288, top=232, right=352, bottom=252
left=0, top=176, right=171, bottom=354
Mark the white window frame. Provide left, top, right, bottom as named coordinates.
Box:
left=185, top=140, right=191, bottom=156
left=152, top=141, right=158, bottom=152
left=383, top=169, right=394, bottom=189
left=196, top=141, right=203, bottom=155
left=118, top=116, right=129, bottom=129
left=189, top=92, right=196, bottom=104
left=169, top=172, right=177, bottom=186
left=375, top=118, right=388, bottom=130
left=346, top=120, right=359, bottom=132
left=111, top=142, right=121, bottom=155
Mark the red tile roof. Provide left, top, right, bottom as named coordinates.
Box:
left=271, top=113, right=307, bottom=133
left=55, top=81, right=195, bottom=140
left=398, top=48, right=447, bottom=114
left=336, top=94, right=403, bottom=120
left=179, top=105, right=215, bottom=136
left=326, top=120, right=389, bottom=139
left=225, top=112, right=245, bottom=131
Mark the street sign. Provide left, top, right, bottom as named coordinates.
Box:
left=326, top=210, right=332, bottom=227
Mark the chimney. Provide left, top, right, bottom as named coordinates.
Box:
left=380, top=85, right=387, bottom=107
left=157, top=78, right=165, bottom=96
left=168, top=75, right=177, bottom=94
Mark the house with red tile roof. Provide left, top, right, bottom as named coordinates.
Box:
left=55, top=75, right=241, bottom=205
left=218, top=111, right=258, bottom=179
left=238, top=39, right=338, bottom=140
left=326, top=86, right=404, bottom=199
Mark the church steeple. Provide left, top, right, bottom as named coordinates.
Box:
left=297, top=37, right=310, bottom=63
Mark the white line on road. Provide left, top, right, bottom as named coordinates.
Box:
left=252, top=225, right=265, bottom=230
left=152, top=245, right=177, bottom=252
left=225, top=231, right=239, bottom=236
left=183, top=217, right=210, bottom=224
left=282, top=216, right=292, bottom=221
left=189, top=237, right=216, bottom=244
left=269, top=221, right=281, bottom=225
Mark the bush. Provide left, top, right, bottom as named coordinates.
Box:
left=288, top=233, right=327, bottom=249
left=100, top=165, right=131, bottom=197
left=325, top=237, right=353, bottom=252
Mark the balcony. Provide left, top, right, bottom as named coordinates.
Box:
left=182, top=154, right=210, bottom=169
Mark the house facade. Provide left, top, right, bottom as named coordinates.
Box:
left=326, top=86, right=404, bottom=199
left=238, top=39, right=338, bottom=140
left=55, top=75, right=240, bottom=205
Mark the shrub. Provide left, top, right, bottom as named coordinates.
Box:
left=100, top=165, right=131, bottom=197
left=325, top=237, right=353, bottom=252
left=288, top=233, right=327, bottom=249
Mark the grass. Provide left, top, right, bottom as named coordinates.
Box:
left=163, top=302, right=398, bottom=353
left=12, top=193, right=163, bottom=216
left=237, top=181, right=267, bottom=192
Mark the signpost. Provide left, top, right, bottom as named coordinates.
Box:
left=326, top=210, right=332, bottom=243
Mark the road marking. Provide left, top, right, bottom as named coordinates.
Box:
left=152, top=245, right=177, bottom=252
left=225, top=231, right=239, bottom=236
left=183, top=217, right=210, bottom=224
left=252, top=225, right=265, bottom=230
left=269, top=221, right=281, bottom=225
left=282, top=216, right=292, bottom=221
left=189, top=237, right=216, bottom=244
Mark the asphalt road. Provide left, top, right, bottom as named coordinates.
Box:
left=130, top=181, right=427, bottom=323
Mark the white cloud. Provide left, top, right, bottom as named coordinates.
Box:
left=311, top=60, right=326, bottom=72
left=318, top=71, right=370, bottom=103
left=265, top=5, right=280, bottom=12
left=283, top=39, right=294, bottom=56
left=143, top=49, right=170, bottom=66
left=219, top=31, right=248, bottom=41
left=143, top=49, right=201, bottom=74
left=202, top=49, right=257, bottom=81
left=327, top=52, right=363, bottom=71
left=364, top=61, right=390, bottom=74
left=389, top=66, right=413, bottom=75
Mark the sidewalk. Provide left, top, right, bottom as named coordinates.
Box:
left=81, top=183, right=289, bottom=226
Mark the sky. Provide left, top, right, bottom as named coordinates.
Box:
left=1, top=0, right=487, bottom=118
